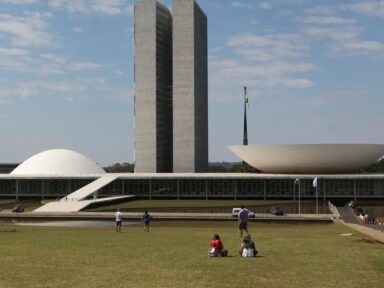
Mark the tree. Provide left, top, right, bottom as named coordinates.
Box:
left=104, top=162, right=134, bottom=173
left=360, top=159, right=384, bottom=173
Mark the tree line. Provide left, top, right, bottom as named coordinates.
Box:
left=103, top=162, right=259, bottom=173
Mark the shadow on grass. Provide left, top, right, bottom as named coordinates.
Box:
left=356, top=238, right=384, bottom=245
left=232, top=254, right=264, bottom=258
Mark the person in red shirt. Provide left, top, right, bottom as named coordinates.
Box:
left=209, top=234, right=228, bottom=257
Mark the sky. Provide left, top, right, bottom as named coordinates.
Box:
left=0, top=0, right=384, bottom=166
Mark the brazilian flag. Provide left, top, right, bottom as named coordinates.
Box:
left=244, top=86, right=249, bottom=107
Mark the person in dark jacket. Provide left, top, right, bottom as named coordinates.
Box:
left=142, top=210, right=152, bottom=232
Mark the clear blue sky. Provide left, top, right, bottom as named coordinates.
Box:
left=1, top=0, right=383, bottom=165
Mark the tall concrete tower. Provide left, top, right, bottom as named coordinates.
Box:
left=173, top=0, right=208, bottom=172
left=134, top=0, right=173, bottom=173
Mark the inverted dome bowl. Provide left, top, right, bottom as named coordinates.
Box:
left=229, top=144, right=384, bottom=174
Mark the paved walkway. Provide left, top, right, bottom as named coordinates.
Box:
left=337, top=207, right=360, bottom=224
left=342, top=223, right=384, bottom=243
left=337, top=206, right=384, bottom=243
left=0, top=211, right=333, bottom=222
left=338, top=206, right=384, bottom=231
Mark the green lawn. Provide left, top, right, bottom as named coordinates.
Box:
left=87, top=199, right=298, bottom=212
left=0, top=221, right=383, bottom=288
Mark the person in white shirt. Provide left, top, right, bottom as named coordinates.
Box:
left=239, top=234, right=257, bottom=257
left=115, top=209, right=123, bottom=233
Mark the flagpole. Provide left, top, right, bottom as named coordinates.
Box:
left=243, top=86, right=248, bottom=146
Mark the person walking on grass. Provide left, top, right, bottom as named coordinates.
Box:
left=238, top=205, right=249, bottom=238
left=142, top=210, right=152, bottom=232
left=115, top=209, right=123, bottom=233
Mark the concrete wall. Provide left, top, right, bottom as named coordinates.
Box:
left=155, top=3, right=173, bottom=172
left=194, top=1, right=208, bottom=172
left=173, top=0, right=208, bottom=172
left=134, top=1, right=173, bottom=173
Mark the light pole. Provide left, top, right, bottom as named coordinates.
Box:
left=316, top=185, right=318, bottom=214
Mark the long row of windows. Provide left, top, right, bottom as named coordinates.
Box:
left=0, top=179, right=93, bottom=197
left=0, top=178, right=381, bottom=198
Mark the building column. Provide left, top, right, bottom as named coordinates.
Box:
left=323, top=179, right=326, bottom=209
left=149, top=179, right=152, bottom=200
left=263, top=179, right=266, bottom=200
left=177, top=179, right=180, bottom=200
left=42, top=179, right=45, bottom=200
left=67, top=181, right=71, bottom=197
left=234, top=179, right=237, bottom=200
left=16, top=179, right=19, bottom=201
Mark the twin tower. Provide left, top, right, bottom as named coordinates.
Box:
left=134, top=0, right=208, bottom=173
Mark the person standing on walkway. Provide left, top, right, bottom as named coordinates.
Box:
left=238, top=205, right=249, bottom=238
left=142, top=210, right=152, bottom=232
left=115, top=209, right=123, bottom=233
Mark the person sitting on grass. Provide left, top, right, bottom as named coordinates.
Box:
left=208, top=234, right=228, bottom=257
left=239, top=234, right=257, bottom=257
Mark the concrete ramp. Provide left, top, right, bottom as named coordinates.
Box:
left=33, top=175, right=129, bottom=213
left=34, top=195, right=134, bottom=213
left=65, top=175, right=118, bottom=201
left=34, top=200, right=92, bottom=212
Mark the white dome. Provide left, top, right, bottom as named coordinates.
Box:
left=11, top=149, right=106, bottom=175
left=229, top=144, right=384, bottom=174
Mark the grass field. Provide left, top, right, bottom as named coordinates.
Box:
left=0, top=221, right=383, bottom=288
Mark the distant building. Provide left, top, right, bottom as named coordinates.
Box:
left=134, top=0, right=208, bottom=173
left=173, top=0, right=208, bottom=172
left=134, top=0, right=173, bottom=173
left=2, top=149, right=384, bottom=202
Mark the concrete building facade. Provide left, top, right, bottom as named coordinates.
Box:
left=134, top=0, right=208, bottom=173
left=3, top=149, right=384, bottom=202
left=134, top=0, right=173, bottom=173
left=3, top=173, right=384, bottom=202
left=173, top=0, right=208, bottom=173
